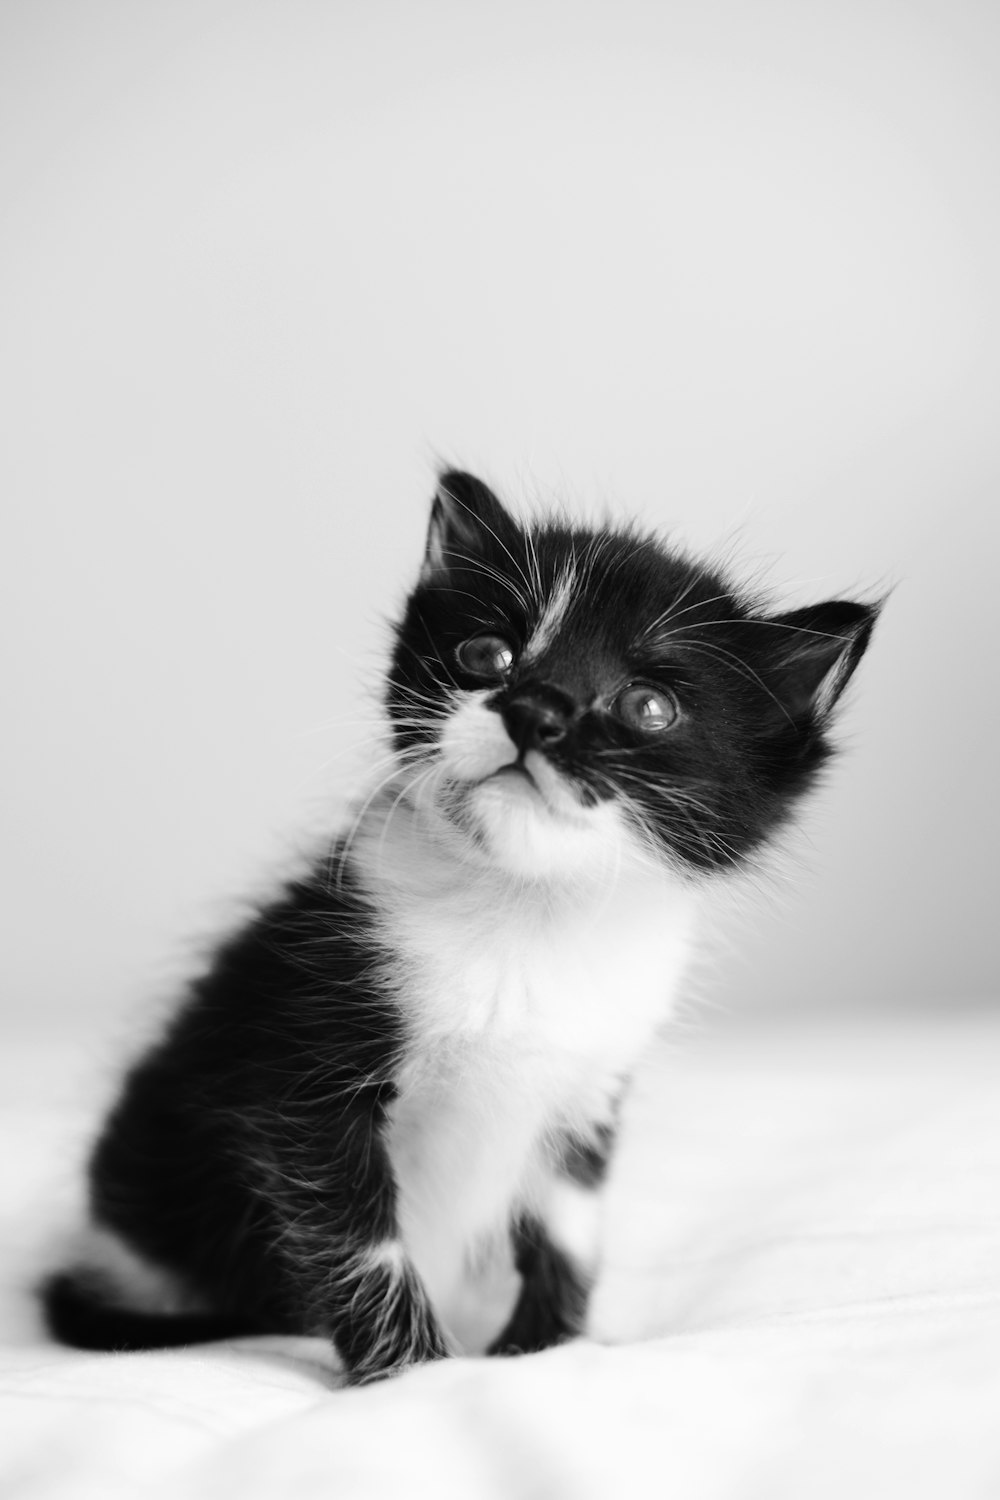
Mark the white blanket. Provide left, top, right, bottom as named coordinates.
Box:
left=3, top=1013, right=999, bottom=1499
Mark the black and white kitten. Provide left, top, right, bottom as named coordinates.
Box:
left=42, top=471, right=877, bottom=1384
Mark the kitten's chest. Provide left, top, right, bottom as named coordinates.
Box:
left=392, top=870, right=697, bottom=1068
left=378, top=871, right=696, bottom=1341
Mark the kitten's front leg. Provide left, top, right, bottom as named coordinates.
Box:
left=325, top=1236, right=451, bottom=1385
left=488, top=1120, right=616, bottom=1357
left=271, top=1114, right=449, bottom=1385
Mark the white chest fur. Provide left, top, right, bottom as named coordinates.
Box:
left=351, top=794, right=699, bottom=1343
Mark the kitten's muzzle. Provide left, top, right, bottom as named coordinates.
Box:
left=499, top=685, right=577, bottom=755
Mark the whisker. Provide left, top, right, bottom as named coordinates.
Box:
left=440, top=553, right=533, bottom=617
left=372, top=760, right=443, bottom=875
left=523, top=520, right=544, bottom=601
left=328, top=749, right=432, bottom=892
left=437, top=481, right=538, bottom=606
left=644, top=636, right=795, bottom=725
left=638, top=589, right=739, bottom=642
left=647, top=615, right=856, bottom=646
left=391, top=635, right=463, bottom=696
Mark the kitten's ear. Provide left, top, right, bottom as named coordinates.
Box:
left=421, top=471, right=515, bottom=580
left=762, top=600, right=879, bottom=723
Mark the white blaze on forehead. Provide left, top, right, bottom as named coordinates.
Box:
left=523, top=561, right=578, bottom=665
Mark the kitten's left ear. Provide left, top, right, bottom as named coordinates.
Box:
left=763, top=600, right=879, bottom=723
left=421, top=470, right=516, bottom=580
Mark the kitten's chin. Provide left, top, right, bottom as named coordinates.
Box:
left=440, top=760, right=624, bottom=882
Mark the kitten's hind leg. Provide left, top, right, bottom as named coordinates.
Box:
left=487, top=1119, right=616, bottom=1357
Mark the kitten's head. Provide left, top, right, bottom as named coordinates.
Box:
left=387, top=471, right=877, bottom=882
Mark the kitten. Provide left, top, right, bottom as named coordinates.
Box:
left=41, top=470, right=878, bottom=1384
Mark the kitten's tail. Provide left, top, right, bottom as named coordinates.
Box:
left=40, top=1269, right=256, bottom=1352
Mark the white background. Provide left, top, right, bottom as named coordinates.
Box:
left=3, top=0, right=998, bottom=1032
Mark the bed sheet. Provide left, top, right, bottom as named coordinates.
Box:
left=2, top=1013, right=998, bottom=1499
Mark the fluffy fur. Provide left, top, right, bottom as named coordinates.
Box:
left=41, top=471, right=878, bottom=1383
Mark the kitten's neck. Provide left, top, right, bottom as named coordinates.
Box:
left=348, top=776, right=696, bottom=925
left=349, top=777, right=702, bottom=1066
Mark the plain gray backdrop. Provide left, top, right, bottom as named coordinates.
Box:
left=3, top=0, right=998, bottom=1035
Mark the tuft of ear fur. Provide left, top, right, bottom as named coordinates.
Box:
left=421, top=471, right=516, bottom=580
left=762, top=600, right=879, bottom=724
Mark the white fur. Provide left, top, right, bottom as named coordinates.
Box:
left=547, top=1178, right=603, bottom=1271
left=434, top=694, right=628, bottom=880
left=522, top=561, right=577, bottom=665
left=363, top=1238, right=407, bottom=1274
left=351, top=693, right=700, bottom=1349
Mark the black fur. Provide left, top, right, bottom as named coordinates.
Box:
left=48, top=862, right=448, bottom=1383
left=559, top=1121, right=617, bottom=1190
left=395, top=470, right=878, bottom=871
left=42, top=1271, right=254, bottom=1351
left=40, top=471, right=878, bottom=1383
left=487, top=1213, right=592, bottom=1356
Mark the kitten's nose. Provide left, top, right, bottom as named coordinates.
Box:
left=500, top=686, right=575, bottom=754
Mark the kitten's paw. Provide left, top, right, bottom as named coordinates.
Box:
left=344, top=1346, right=450, bottom=1387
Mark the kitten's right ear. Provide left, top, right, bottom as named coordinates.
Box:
left=421, top=471, right=515, bottom=581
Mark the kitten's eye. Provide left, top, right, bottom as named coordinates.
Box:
left=455, top=634, right=515, bottom=682
left=613, top=684, right=679, bottom=733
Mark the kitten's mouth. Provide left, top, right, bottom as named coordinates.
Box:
left=481, top=757, right=591, bottom=823
left=473, top=762, right=542, bottom=805
left=490, top=763, right=536, bottom=788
